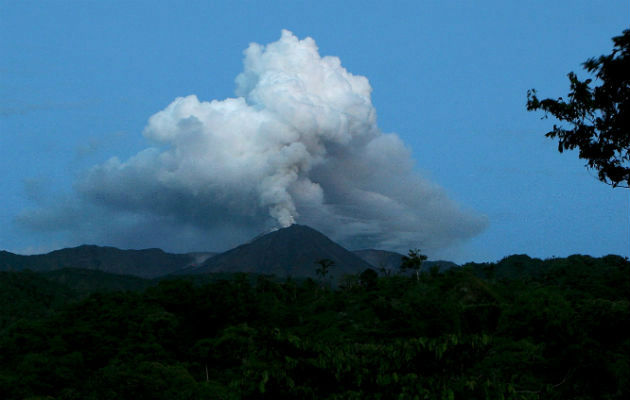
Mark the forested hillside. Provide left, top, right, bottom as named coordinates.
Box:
left=0, top=246, right=197, bottom=278
left=0, top=254, right=628, bottom=399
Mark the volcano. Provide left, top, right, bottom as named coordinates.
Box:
left=190, top=224, right=373, bottom=278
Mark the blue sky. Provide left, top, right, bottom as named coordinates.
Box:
left=1, top=1, right=628, bottom=263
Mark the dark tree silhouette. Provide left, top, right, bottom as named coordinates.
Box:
left=315, top=258, right=334, bottom=280
left=400, top=249, right=427, bottom=281
left=359, top=268, right=379, bottom=289
left=527, top=29, right=630, bottom=188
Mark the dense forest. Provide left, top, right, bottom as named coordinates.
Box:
left=0, top=254, right=628, bottom=399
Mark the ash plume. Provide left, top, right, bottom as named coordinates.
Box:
left=19, top=30, right=487, bottom=254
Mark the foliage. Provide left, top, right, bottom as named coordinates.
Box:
left=315, top=258, right=334, bottom=281
left=527, top=29, right=630, bottom=187
left=0, top=270, right=77, bottom=333
left=0, top=254, right=628, bottom=399
left=400, top=249, right=428, bottom=281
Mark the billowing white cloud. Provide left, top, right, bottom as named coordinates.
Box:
left=19, top=30, right=487, bottom=253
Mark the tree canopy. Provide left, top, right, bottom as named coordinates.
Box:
left=400, top=249, right=428, bottom=281
left=1, top=255, right=628, bottom=399
left=527, top=29, right=630, bottom=188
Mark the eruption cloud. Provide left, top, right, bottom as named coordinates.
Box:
left=20, top=30, right=487, bottom=253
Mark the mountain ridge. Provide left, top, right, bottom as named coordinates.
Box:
left=1, top=225, right=456, bottom=278
left=0, top=245, right=196, bottom=278
left=188, top=224, right=374, bottom=278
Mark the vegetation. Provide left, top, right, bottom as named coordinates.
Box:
left=400, top=249, right=428, bottom=281
left=0, top=254, right=628, bottom=399
left=527, top=29, right=630, bottom=188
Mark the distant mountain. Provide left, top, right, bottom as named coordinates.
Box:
left=185, top=252, right=218, bottom=266
left=1, top=230, right=462, bottom=281
left=424, top=260, right=459, bottom=272
left=0, top=245, right=197, bottom=278
left=353, top=249, right=458, bottom=273
left=353, top=249, right=405, bottom=271
left=189, top=224, right=374, bottom=278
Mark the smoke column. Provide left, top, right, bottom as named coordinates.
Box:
left=23, top=30, right=487, bottom=253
